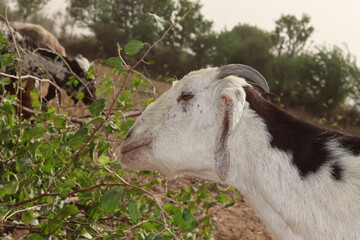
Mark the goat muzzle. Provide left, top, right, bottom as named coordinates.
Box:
left=120, top=138, right=152, bottom=155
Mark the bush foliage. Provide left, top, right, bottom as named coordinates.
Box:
left=3, top=0, right=359, bottom=116
left=0, top=13, right=243, bottom=239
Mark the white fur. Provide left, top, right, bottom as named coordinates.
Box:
left=75, top=55, right=90, bottom=73
left=120, top=67, right=360, bottom=240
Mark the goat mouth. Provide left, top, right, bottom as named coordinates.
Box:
left=121, top=138, right=152, bottom=155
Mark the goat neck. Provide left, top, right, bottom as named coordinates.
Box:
left=225, top=87, right=360, bottom=240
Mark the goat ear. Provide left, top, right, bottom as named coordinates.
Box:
left=215, top=88, right=245, bottom=181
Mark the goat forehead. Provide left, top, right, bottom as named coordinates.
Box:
left=172, top=68, right=219, bottom=91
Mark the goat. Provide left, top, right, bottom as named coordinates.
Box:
left=119, top=64, right=360, bottom=240
left=11, top=21, right=66, bottom=56
left=0, top=18, right=95, bottom=116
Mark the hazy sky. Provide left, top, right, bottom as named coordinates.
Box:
left=200, top=0, right=360, bottom=65
left=47, top=0, right=360, bottom=65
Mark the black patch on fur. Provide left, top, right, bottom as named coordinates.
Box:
left=330, top=163, right=343, bottom=181
left=338, top=137, right=360, bottom=156
left=244, top=87, right=359, bottom=178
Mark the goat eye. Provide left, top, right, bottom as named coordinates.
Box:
left=181, top=92, right=194, bottom=101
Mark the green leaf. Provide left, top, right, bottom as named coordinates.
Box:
left=1, top=101, right=15, bottom=115
left=53, top=178, right=75, bottom=191
left=104, top=57, right=124, bottom=70
left=89, top=98, right=105, bottom=117
left=67, top=127, right=89, bottom=146
left=39, top=145, right=53, bottom=159
left=173, top=209, right=198, bottom=231
left=87, top=117, right=106, bottom=125
left=120, top=119, right=135, bottom=132
left=145, top=98, right=155, bottom=107
left=0, top=31, right=9, bottom=42
left=173, top=212, right=186, bottom=229
left=108, top=120, right=121, bottom=132
left=45, top=218, right=63, bottom=235
left=16, top=158, right=32, bottom=174
left=76, top=92, right=85, bottom=101
left=0, top=53, right=17, bottom=65
left=0, top=203, right=9, bottom=218
left=4, top=180, right=19, bottom=195
left=22, top=210, right=33, bottom=225
left=97, top=140, right=110, bottom=157
left=26, top=233, right=46, bottom=240
left=124, top=40, right=144, bottom=56
left=128, top=200, right=141, bottom=223
left=215, top=194, right=228, bottom=203
left=54, top=117, right=66, bottom=128
left=58, top=204, right=78, bottom=219
left=182, top=209, right=198, bottom=229
left=148, top=13, right=167, bottom=25
left=1, top=77, right=11, bottom=85
left=144, top=60, right=155, bottom=65
left=141, top=221, right=156, bottom=230
left=163, top=203, right=180, bottom=214
left=154, top=207, right=162, bottom=218
left=66, top=75, right=79, bottom=87
left=225, top=201, right=235, bottom=208
left=104, top=231, right=125, bottom=240
left=100, top=188, right=124, bottom=213
left=98, top=155, right=110, bottom=166
left=88, top=203, right=104, bottom=220
left=80, top=229, right=93, bottom=239
left=22, top=125, right=46, bottom=141
left=41, top=165, right=53, bottom=175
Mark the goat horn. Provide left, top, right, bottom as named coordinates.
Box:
left=217, top=64, right=270, bottom=93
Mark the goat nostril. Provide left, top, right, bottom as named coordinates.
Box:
left=125, top=128, right=133, bottom=140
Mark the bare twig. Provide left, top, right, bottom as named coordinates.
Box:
left=134, top=69, right=159, bottom=99
left=2, top=198, right=58, bottom=221
left=6, top=182, right=126, bottom=211
left=5, top=17, right=23, bottom=120
left=4, top=17, right=20, bottom=58
left=7, top=102, right=141, bottom=124
left=0, top=72, right=62, bottom=93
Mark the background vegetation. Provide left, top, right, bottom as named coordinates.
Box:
left=1, top=0, right=360, bottom=239
left=2, top=0, right=360, bottom=116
